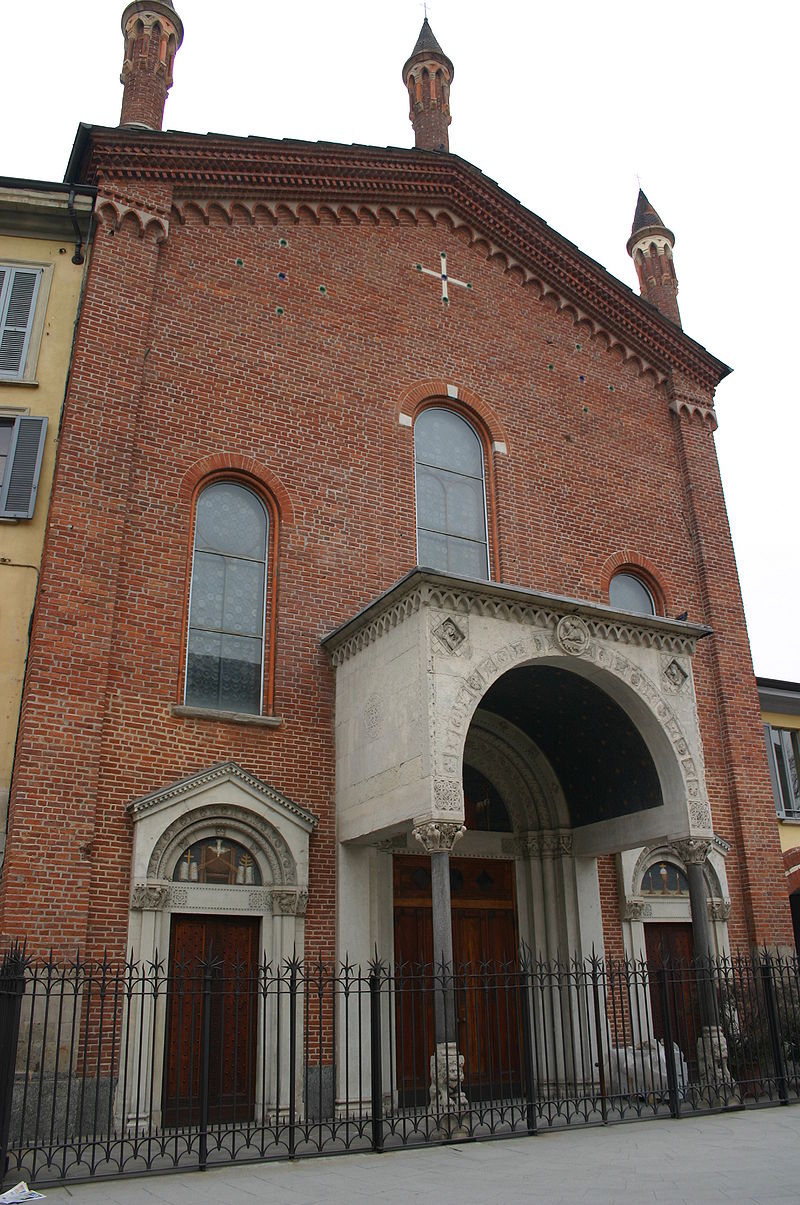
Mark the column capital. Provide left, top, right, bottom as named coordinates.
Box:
left=673, top=837, right=712, bottom=866
left=412, top=820, right=465, bottom=853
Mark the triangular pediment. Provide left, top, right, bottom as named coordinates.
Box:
left=127, top=760, right=317, bottom=833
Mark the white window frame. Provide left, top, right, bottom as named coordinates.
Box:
left=0, top=262, right=54, bottom=385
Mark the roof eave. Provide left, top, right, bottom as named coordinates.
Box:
left=66, top=125, right=732, bottom=386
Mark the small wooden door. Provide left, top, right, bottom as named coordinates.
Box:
left=163, top=914, right=259, bottom=1126
left=393, top=856, right=520, bottom=1103
left=645, top=922, right=698, bottom=1068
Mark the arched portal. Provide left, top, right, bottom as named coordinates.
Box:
left=326, top=569, right=718, bottom=1108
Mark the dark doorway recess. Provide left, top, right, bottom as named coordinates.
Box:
left=163, top=914, right=259, bottom=1126
left=645, top=921, right=699, bottom=1072
left=790, top=891, right=800, bottom=957
left=393, top=855, right=520, bottom=1104
left=478, top=665, right=662, bottom=827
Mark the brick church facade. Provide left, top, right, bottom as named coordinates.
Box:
left=0, top=0, right=792, bottom=1017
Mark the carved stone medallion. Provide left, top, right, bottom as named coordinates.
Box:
left=433, top=777, right=463, bottom=812
left=432, top=615, right=467, bottom=654
left=663, top=658, right=688, bottom=691
left=556, top=614, right=590, bottom=656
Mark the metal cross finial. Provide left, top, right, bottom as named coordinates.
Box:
left=414, top=251, right=472, bottom=305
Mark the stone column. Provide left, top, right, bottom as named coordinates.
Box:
left=673, top=838, right=735, bottom=1105
left=271, top=888, right=309, bottom=1118
left=675, top=838, right=714, bottom=963
left=125, top=884, right=170, bottom=1134
left=412, top=819, right=466, bottom=1133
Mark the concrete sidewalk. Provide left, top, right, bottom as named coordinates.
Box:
left=21, top=1107, right=800, bottom=1204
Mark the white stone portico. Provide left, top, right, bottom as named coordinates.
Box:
left=323, top=568, right=717, bottom=972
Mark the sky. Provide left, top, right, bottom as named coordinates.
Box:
left=4, top=1, right=798, bottom=679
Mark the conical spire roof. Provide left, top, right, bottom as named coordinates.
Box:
left=630, top=189, right=671, bottom=239
left=402, top=17, right=454, bottom=82
left=631, top=190, right=660, bottom=235
left=411, top=17, right=446, bottom=58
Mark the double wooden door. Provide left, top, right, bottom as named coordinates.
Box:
left=163, top=914, right=259, bottom=1126
left=393, top=856, right=521, bottom=1103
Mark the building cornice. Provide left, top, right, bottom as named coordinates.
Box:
left=0, top=181, right=94, bottom=242
left=321, top=568, right=712, bottom=668
left=66, top=126, right=730, bottom=393
left=126, top=759, right=318, bottom=831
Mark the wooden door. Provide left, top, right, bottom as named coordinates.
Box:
left=644, top=922, right=698, bottom=1069
left=163, top=914, right=259, bottom=1126
left=393, top=856, right=520, bottom=1103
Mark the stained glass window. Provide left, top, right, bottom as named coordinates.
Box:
left=173, top=837, right=262, bottom=885
left=641, top=861, right=689, bottom=896
left=414, top=409, right=489, bottom=580
left=185, top=482, right=268, bottom=714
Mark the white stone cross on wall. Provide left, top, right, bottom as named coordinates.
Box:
left=415, top=251, right=472, bottom=305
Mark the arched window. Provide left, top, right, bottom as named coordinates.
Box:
left=185, top=481, right=269, bottom=714
left=414, top=408, right=489, bottom=580
left=173, top=837, right=263, bottom=885
left=609, top=571, right=655, bottom=616
left=641, top=861, right=689, bottom=896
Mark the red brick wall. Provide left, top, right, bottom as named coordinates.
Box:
left=1, top=180, right=791, bottom=957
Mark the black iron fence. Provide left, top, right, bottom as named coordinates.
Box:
left=1, top=944, right=798, bottom=1185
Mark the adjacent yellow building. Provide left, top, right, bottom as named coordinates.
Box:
left=0, top=180, right=94, bottom=869
left=758, top=676, right=800, bottom=950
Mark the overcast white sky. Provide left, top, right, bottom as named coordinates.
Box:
left=5, top=1, right=798, bottom=680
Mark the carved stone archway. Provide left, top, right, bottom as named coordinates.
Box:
left=323, top=568, right=713, bottom=852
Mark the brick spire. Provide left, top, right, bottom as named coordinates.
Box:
left=626, top=189, right=681, bottom=327
left=402, top=18, right=454, bottom=153
left=120, top=0, right=184, bottom=130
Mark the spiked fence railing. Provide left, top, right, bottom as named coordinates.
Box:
left=1, top=946, right=798, bottom=1186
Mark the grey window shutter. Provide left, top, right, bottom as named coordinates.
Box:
left=0, top=268, right=42, bottom=378
left=0, top=416, right=48, bottom=518
left=763, top=724, right=784, bottom=817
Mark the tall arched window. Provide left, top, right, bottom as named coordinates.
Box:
left=414, top=408, right=489, bottom=580
left=185, top=481, right=269, bottom=714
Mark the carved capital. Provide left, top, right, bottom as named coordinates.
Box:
left=271, top=888, right=309, bottom=916
left=540, top=829, right=574, bottom=858
left=130, top=883, right=170, bottom=911
left=709, top=897, right=732, bottom=922
left=673, top=837, right=712, bottom=866
left=413, top=821, right=466, bottom=854
left=624, top=899, right=653, bottom=921
left=517, top=832, right=543, bottom=858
